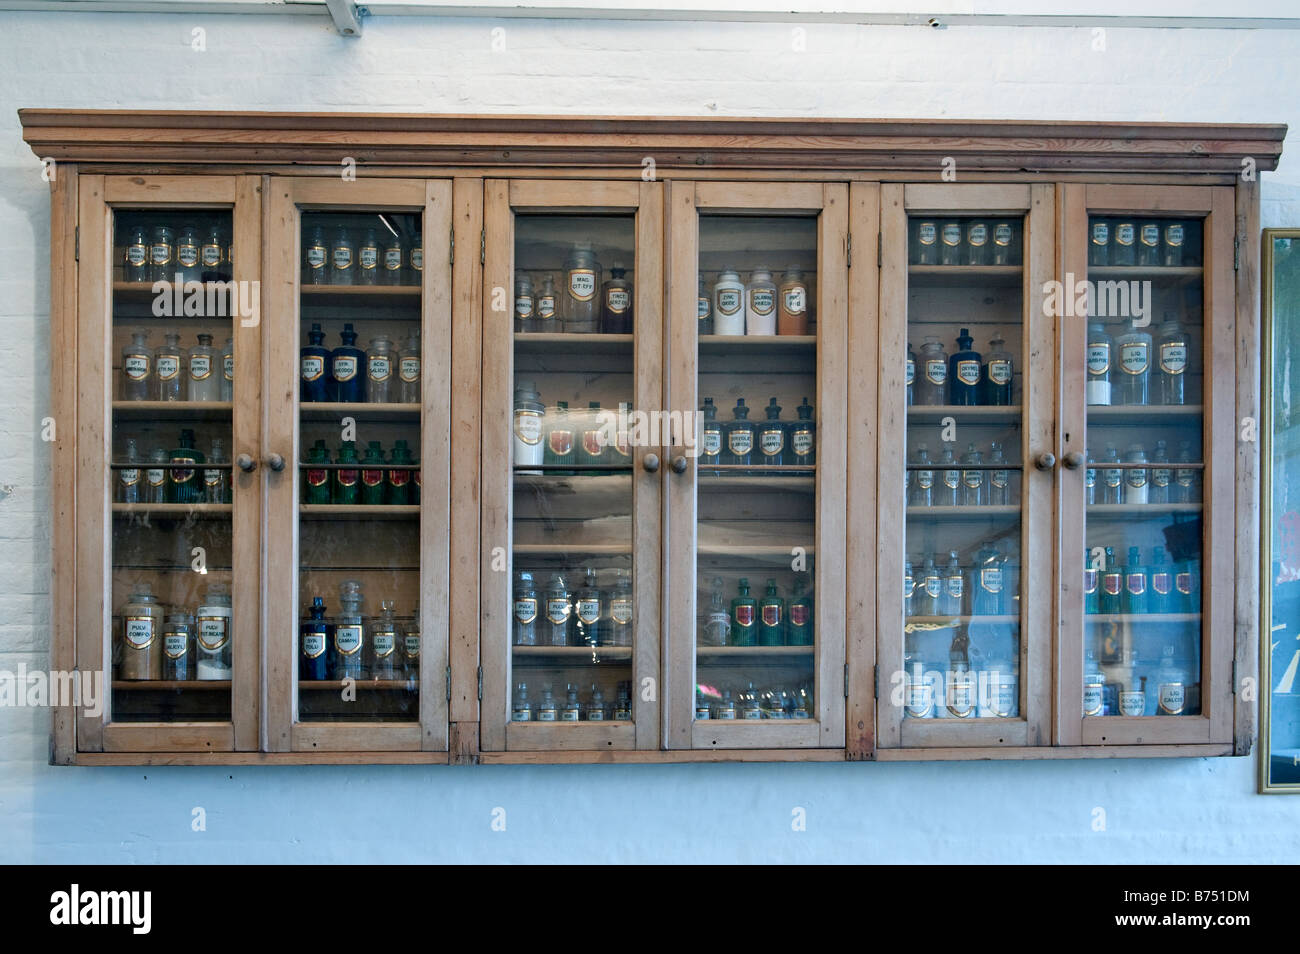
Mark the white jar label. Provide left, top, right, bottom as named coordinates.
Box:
left=716, top=288, right=742, bottom=317
left=546, top=598, right=569, bottom=625
left=151, top=243, right=172, bottom=265
left=728, top=430, right=753, bottom=456
left=916, top=469, right=933, bottom=488
left=124, top=355, right=150, bottom=381
left=156, top=355, right=180, bottom=381
left=1118, top=690, right=1145, bottom=716
left=606, top=289, right=631, bottom=313
left=1120, top=342, right=1149, bottom=374
left=988, top=359, right=1012, bottom=385
left=947, top=678, right=976, bottom=718
left=943, top=470, right=960, bottom=489
left=905, top=358, right=915, bottom=386
left=372, top=632, right=396, bottom=658
left=1087, top=343, right=1110, bottom=375
left=197, top=617, right=229, bottom=652
left=702, top=430, right=721, bottom=456
left=146, top=468, right=166, bottom=488
left=515, top=295, right=533, bottom=319
left=1115, top=223, right=1135, bottom=246
left=577, top=599, right=600, bottom=624
left=1164, top=224, right=1184, bottom=247
left=334, top=624, right=363, bottom=655
left=383, top=248, right=403, bottom=270
left=781, top=287, right=806, bottom=314
left=538, top=296, right=556, bottom=319
left=561, top=709, right=580, bottom=722
left=1140, top=224, right=1161, bottom=247
left=924, top=577, right=942, bottom=599
left=1082, top=683, right=1104, bottom=716
left=404, top=634, right=420, bottom=657
left=301, top=356, right=324, bottom=382
left=332, top=247, right=353, bottom=270
left=993, top=223, right=1013, bottom=246
left=967, top=224, right=988, bottom=247
left=223, top=355, right=234, bottom=382
left=301, top=633, right=326, bottom=659
left=925, top=359, right=946, bottom=385
left=905, top=682, right=933, bottom=718
left=611, top=599, right=632, bottom=624
left=749, top=289, right=775, bottom=316
left=410, top=248, right=423, bottom=271
left=1126, top=469, right=1148, bottom=489
left=514, top=598, right=537, bottom=624
left=1158, top=683, right=1185, bottom=715
left=792, top=430, right=814, bottom=456
left=697, top=297, right=710, bottom=319
left=537, top=709, right=557, bottom=722
left=514, top=409, right=543, bottom=445
left=980, top=567, right=1003, bottom=594
left=177, top=243, right=198, bottom=268
left=956, top=359, right=980, bottom=386
left=120, top=468, right=140, bottom=486
left=568, top=269, right=596, bottom=301
left=305, top=246, right=327, bottom=269
left=941, top=224, right=962, bottom=246
left=918, top=223, right=937, bottom=246
left=164, top=633, right=189, bottom=659
left=332, top=356, right=357, bottom=382
left=399, top=358, right=420, bottom=383
left=189, top=355, right=212, bottom=380
left=760, top=429, right=784, bottom=456
left=125, top=617, right=155, bottom=649
left=1091, top=223, right=1109, bottom=245
left=368, top=356, right=391, bottom=382
left=359, top=247, right=378, bottom=269
left=126, top=244, right=148, bottom=267
left=1160, top=343, right=1187, bottom=374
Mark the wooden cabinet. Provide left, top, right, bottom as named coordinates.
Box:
left=24, top=111, right=1280, bottom=765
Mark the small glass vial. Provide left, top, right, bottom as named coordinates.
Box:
left=195, top=582, right=233, bottom=681
left=145, top=448, right=169, bottom=504
left=162, top=611, right=195, bottom=681
left=299, top=596, right=331, bottom=681
left=365, top=335, right=394, bottom=403
left=121, top=331, right=153, bottom=401
left=1115, top=324, right=1153, bottom=406
left=536, top=274, right=558, bottom=330
left=913, top=219, right=939, bottom=265
left=712, top=268, right=745, bottom=336
left=220, top=337, right=235, bottom=402
left=965, top=220, right=990, bottom=266
left=1118, top=650, right=1146, bottom=717
left=513, top=273, right=535, bottom=332
left=155, top=333, right=184, bottom=402
left=607, top=570, right=633, bottom=647
left=601, top=266, right=633, bottom=334
left=585, top=686, right=608, bottom=722
left=117, top=438, right=142, bottom=504
left=991, top=220, right=1017, bottom=266
left=356, top=229, right=380, bottom=286
left=1162, top=222, right=1186, bottom=267
left=702, top=577, right=730, bottom=647
left=330, top=227, right=355, bottom=285
left=939, top=221, right=963, bottom=266
left=1086, top=321, right=1113, bottom=406
left=537, top=686, right=558, bottom=722
left=983, top=335, right=1013, bottom=406
left=1100, top=444, right=1124, bottom=505
left=149, top=225, right=175, bottom=283
left=960, top=443, right=985, bottom=507
left=204, top=437, right=229, bottom=504
left=513, top=570, right=538, bottom=646
left=332, top=580, right=367, bottom=680
left=561, top=684, right=582, bottom=722
left=1088, top=219, right=1110, bottom=267
left=1124, top=444, right=1149, bottom=505
left=175, top=225, right=201, bottom=284
left=936, top=447, right=960, bottom=507
left=187, top=333, right=221, bottom=402
left=915, top=336, right=947, bottom=406
left=544, top=573, right=571, bottom=648
left=512, top=683, right=533, bottom=722
left=370, top=600, right=400, bottom=679
left=119, top=583, right=163, bottom=680
left=561, top=242, right=602, bottom=333
left=398, top=333, right=421, bottom=404
left=777, top=266, right=808, bottom=336
left=573, top=567, right=603, bottom=648
left=909, top=444, right=934, bottom=507
left=123, top=225, right=150, bottom=282
left=745, top=267, right=777, bottom=336
left=1138, top=222, right=1162, bottom=267
left=381, top=233, right=405, bottom=285
left=303, top=225, right=329, bottom=285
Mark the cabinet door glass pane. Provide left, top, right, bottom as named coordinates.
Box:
left=111, top=208, right=235, bottom=721
left=694, top=216, right=817, bottom=722
left=1082, top=215, right=1204, bottom=719
left=508, top=215, right=637, bottom=725
left=296, top=210, right=423, bottom=722
left=902, top=214, right=1025, bottom=721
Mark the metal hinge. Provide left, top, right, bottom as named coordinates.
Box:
left=844, top=663, right=849, bottom=697
left=846, top=233, right=852, bottom=268
left=74, top=226, right=79, bottom=262
left=877, top=232, right=882, bottom=268
left=1234, top=235, right=1240, bottom=271
left=445, top=665, right=452, bottom=701
left=480, top=229, right=485, bottom=265
left=873, top=664, right=879, bottom=697
left=1231, top=659, right=1238, bottom=694
left=449, top=225, right=454, bottom=265
left=477, top=665, right=483, bottom=700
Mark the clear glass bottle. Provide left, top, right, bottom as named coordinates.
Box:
left=121, top=331, right=153, bottom=402
left=988, top=442, right=1010, bottom=506
left=1115, top=324, right=1153, bottom=406
left=1124, top=443, right=1149, bottom=505
left=204, top=437, right=229, bottom=504
left=1083, top=642, right=1105, bottom=716
left=960, top=442, right=985, bottom=507
left=119, top=583, right=163, bottom=680
left=145, top=447, right=169, bottom=504
left=965, top=219, right=990, bottom=266
left=936, top=446, right=960, bottom=507
left=916, top=557, right=941, bottom=616
left=303, top=225, right=328, bottom=285
left=946, top=631, right=977, bottom=718
left=1100, top=444, right=1124, bottom=505
left=365, top=334, right=394, bottom=403
left=330, top=227, right=354, bottom=285
left=701, top=577, right=729, bottom=647
left=573, top=567, right=602, bottom=648
left=1173, top=440, right=1201, bottom=504
left=1118, top=649, right=1146, bottom=716
left=398, top=332, right=421, bottom=404
left=740, top=683, right=763, bottom=720
left=712, top=268, right=745, bottom=336
left=332, top=579, right=366, bottom=680
left=513, top=570, right=538, bottom=646
left=536, top=274, right=558, bottom=330
left=402, top=606, right=421, bottom=681
left=1149, top=439, right=1172, bottom=504
left=696, top=275, right=714, bottom=336
left=915, top=336, right=947, bottom=406
left=512, top=682, right=532, bottom=721
left=537, top=685, right=558, bottom=722
left=562, top=684, right=582, bottom=722
left=913, top=219, right=939, bottom=265
left=195, top=582, right=233, bottom=681
left=1152, top=644, right=1189, bottom=716
left=1084, top=448, right=1098, bottom=506
left=513, top=273, right=535, bottom=332
left=903, top=561, right=915, bottom=618
left=544, top=573, right=571, bottom=648
left=1086, top=321, right=1113, bottom=406
left=168, top=428, right=204, bottom=504
left=381, top=232, right=405, bottom=286
left=512, top=381, right=545, bottom=473
left=601, top=265, right=633, bottom=334
left=409, top=232, right=423, bottom=281
left=149, top=225, right=175, bottom=283
left=123, top=224, right=149, bottom=282
left=187, top=333, right=221, bottom=402
left=909, top=444, right=934, bottom=507
left=716, top=689, right=737, bottom=720
left=939, top=220, right=963, bottom=266
left=175, top=225, right=201, bottom=284
left=941, top=550, right=964, bottom=617
left=586, top=686, right=607, bottom=722
left=356, top=228, right=380, bottom=286
left=155, top=333, right=184, bottom=401
left=1088, top=219, right=1110, bottom=267
left=1162, top=222, right=1186, bottom=267
left=613, top=682, right=633, bottom=720
left=777, top=266, right=808, bottom=336
left=745, top=266, right=777, bottom=336
left=1138, top=221, right=1162, bottom=267
left=370, top=600, right=400, bottom=679
left=696, top=688, right=712, bottom=721
left=162, top=610, right=195, bottom=681
left=561, top=242, right=601, bottom=333
left=991, top=220, right=1017, bottom=266
left=1111, top=220, right=1137, bottom=266
left=970, top=544, right=1005, bottom=616
left=607, top=569, right=633, bottom=647
left=983, top=335, right=1013, bottom=406
left=117, top=438, right=142, bottom=504
left=220, top=336, right=235, bottom=402
left=1156, top=315, right=1189, bottom=406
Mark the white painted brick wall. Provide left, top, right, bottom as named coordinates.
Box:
left=0, top=9, right=1298, bottom=863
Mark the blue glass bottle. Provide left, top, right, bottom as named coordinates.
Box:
left=300, top=322, right=330, bottom=403
left=758, top=397, right=785, bottom=467
left=948, top=327, right=982, bottom=406
left=299, top=597, right=331, bottom=681
left=331, top=322, right=364, bottom=403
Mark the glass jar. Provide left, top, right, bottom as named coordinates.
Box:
left=1138, top=221, right=1162, bottom=267
left=1086, top=321, right=1113, bottom=406
left=513, top=273, right=535, bottom=332
left=220, top=337, right=235, bottom=402
left=1100, top=444, right=1124, bottom=505
left=1156, top=315, right=1189, bottom=406
left=175, top=225, right=201, bottom=284
left=330, top=227, right=354, bottom=285
left=332, top=580, right=367, bottom=680
left=155, top=333, right=184, bottom=402
left=991, top=220, right=1017, bottom=266
left=913, top=219, right=938, bottom=265
left=381, top=233, right=405, bottom=285
left=403, top=605, right=421, bottom=680
left=601, top=266, right=633, bottom=334
left=513, top=570, right=538, bottom=646
left=1115, top=324, right=1153, bottom=406
left=195, top=582, right=233, bottom=681
left=1124, top=443, right=1149, bottom=505
left=607, top=569, right=633, bottom=647
left=560, top=242, right=601, bottom=333
left=408, top=232, right=423, bottom=280
left=536, top=274, right=558, bottom=330
left=204, top=437, right=229, bottom=504
left=149, top=225, right=175, bottom=283
left=744, top=266, right=777, bottom=336
left=187, top=333, right=221, bottom=402
left=965, top=220, right=990, bottom=266
left=939, top=221, right=963, bottom=266
left=1162, top=222, right=1186, bottom=267
left=303, top=225, right=328, bottom=285
left=398, top=333, right=421, bottom=404
left=905, top=341, right=916, bottom=406
left=696, top=275, right=714, bottom=335
left=162, top=611, right=195, bottom=681
left=915, top=336, right=947, bottom=406
left=909, top=444, right=934, bottom=507
left=370, top=600, right=400, bottom=679
left=356, top=229, right=380, bottom=286
left=123, top=225, right=149, bottom=282
left=119, top=583, right=163, bottom=680
left=1111, top=220, right=1137, bottom=266
left=117, top=438, right=142, bottom=504
left=512, top=381, right=546, bottom=473
left=365, top=335, right=394, bottom=403
left=145, top=448, right=169, bottom=504
left=1088, top=219, right=1110, bottom=267
left=544, top=573, right=571, bottom=648
left=936, top=446, right=960, bottom=507
left=121, top=331, right=152, bottom=402
left=712, top=268, right=744, bottom=336
left=960, top=443, right=985, bottom=507
left=983, top=335, right=1013, bottom=406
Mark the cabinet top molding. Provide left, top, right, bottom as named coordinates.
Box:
left=18, top=110, right=1285, bottom=174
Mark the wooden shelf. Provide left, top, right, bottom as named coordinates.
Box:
left=908, top=265, right=1022, bottom=287
left=300, top=284, right=420, bottom=299
left=906, top=505, right=1020, bottom=519
left=698, top=465, right=816, bottom=475
left=697, top=645, right=815, bottom=658
left=512, top=645, right=633, bottom=661
left=698, top=474, right=815, bottom=493
left=299, top=679, right=417, bottom=691
left=113, top=503, right=231, bottom=518
left=113, top=680, right=231, bottom=690
left=514, top=332, right=633, bottom=355
left=1086, top=503, right=1202, bottom=516
left=513, top=544, right=631, bottom=557
left=300, top=401, right=420, bottom=420
left=299, top=505, right=419, bottom=520
left=907, top=405, right=1021, bottom=424
left=113, top=280, right=234, bottom=302
left=1089, top=265, right=1202, bottom=283
left=1086, top=613, right=1201, bottom=624
left=699, top=334, right=817, bottom=356
left=1087, top=404, right=1203, bottom=421
left=905, top=615, right=1019, bottom=627
left=697, top=545, right=815, bottom=560
left=113, top=400, right=232, bottom=420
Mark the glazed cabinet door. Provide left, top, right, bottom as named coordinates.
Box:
left=1058, top=185, right=1236, bottom=747
left=876, top=183, right=1056, bottom=750
left=76, top=174, right=262, bottom=752
left=263, top=178, right=452, bottom=753
left=665, top=181, right=849, bottom=750
left=480, top=179, right=664, bottom=752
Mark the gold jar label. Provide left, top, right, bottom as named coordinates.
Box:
left=334, top=624, right=363, bottom=655
left=514, top=597, right=537, bottom=624
left=189, top=355, right=212, bottom=381
left=1158, top=683, right=1185, bottom=715
left=201, top=243, right=222, bottom=267
left=399, top=358, right=420, bottom=383
left=332, top=247, right=353, bottom=270
left=967, top=223, right=988, bottom=247
left=372, top=630, right=396, bottom=658
left=124, top=354, right=150, bottom=381
left=124, top=616, right=155, bottom=649
left=546, top=598, right=570, bottom=625
left=514, top=409, right=543, bottom=445
left=760, top=428, right=784, bottom=456
left=1083, top=683, right=1104, bottom=716
left=917, top=223, right=937, bottom=246
left=941, top=224, right=962, bottom=246
left=126, top=243, right=148, bottom=267
left=156, top=355, right=180, bottom=381
left=749, top=289, right=775, bottom=316
left=367, top=356, right=392, bottom=382
left=1120, top=342, right=1149, bottom=375
left=197, top=617, right=229, bottom=652
left=383, top=247, right=403, bottom=270
left=606, top=288, right=631, bottom=313
left=1087, top=343, right=1110, bottom=375
left=567, top=268, right=596, bottom=302
left=163, top=632, right=189, bottom=659
left=577, top=599, right=600, bottom=625
left=1140, top=224, right=1160, bottom=248
left=301, top=356, right=324, bottom=382
left=305, top=245, right=327, bottom=269
left=1159, top=343, right=1187, bottom=374
left=301, top=632, right=326, bottom=659
left=332, top=356, right=357, bottom=382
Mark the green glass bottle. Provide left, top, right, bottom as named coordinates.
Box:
left=167, top=428, right=204, bottom=504
left=1122, top=545, right=1148, bottom=615
left=788, top=577, right=813, bottom=645
left=730, top=578, right=757, bottom=647
left=333, top=441, right=360, bottom=505
left=1098, top=546, right=1122, bottom=615
left=758, top=578, right=785, bottom=646
left=360, top=441, right=386, bottom=506
left=303, top=439, right=331, bottom=505
left=387, top=439, right=413, bottom=505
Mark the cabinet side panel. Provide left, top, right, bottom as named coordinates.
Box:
left=1235, top=178, right=1260, bottom=757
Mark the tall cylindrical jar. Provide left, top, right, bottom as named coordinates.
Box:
left=119, top=583, right=163, bottom=680
left=195, top=583, right=233, bottom=681
left=712, top=268, right=745, bottom=336
left=745, top=267, right=777, bottom=336
left=777, top=267, right=808, bottom=336
left=513, top=381, right=546, bottom=474
left=560, top=243, right=601, bottom=333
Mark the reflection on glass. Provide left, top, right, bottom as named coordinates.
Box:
left=1083, top=215, right=1205, bottom=718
